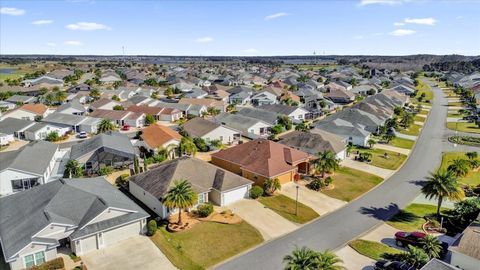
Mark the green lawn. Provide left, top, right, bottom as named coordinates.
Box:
left=439, top=152, right=480, bottom=186
left=398, top=124, right=422, bottom=136
left=321, top=167, right=383, bottom=202
left=258, top=194, right=319, bottom=224
left=387, top=203, right=448, bottom=232
left=448, top=102, right=464, bottom=107
left=414, top=78, right=433, bottom=103
left=355, top=147, right=408, bottom=170
left=389, top=137, right=415, bottom=149
left=414, top=115, right=426, bottom=122
left=349, top=239, right=403, bottom=260
left=417, top=110, right=429, bottom=115
left=446, top=122, right=480, bottom=134
left=447, top=111, right=467, bottom=118
left=151, top=221, right=263, bottom=270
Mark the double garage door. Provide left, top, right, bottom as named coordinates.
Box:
left=210, top=185, right=250, bottom=206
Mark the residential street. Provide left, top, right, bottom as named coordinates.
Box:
left=216, top=81, right=450, bottom=270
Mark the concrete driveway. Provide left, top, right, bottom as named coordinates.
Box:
left=360, top=223, right=403, bottom=249
left=82, top=235, right=176, bottom=270
left=227, top=199, right=298, bottom=240
left=335, top=246, right=375, bottom=270
left=279, top=182, right=346, bottom=216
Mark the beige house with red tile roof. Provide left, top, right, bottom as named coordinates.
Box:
left=0, top=104, right=52, bottom=121
left=211, top=138, right=313, bottom=185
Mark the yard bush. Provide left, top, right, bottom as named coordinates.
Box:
left=98, top=166, right=114, bottom=176
left=197, top=203, right=214, bottom=218
left=29, top=257, right=64, bottom=270
left=115, top=173, right=130, bottom=187
left=249, top=186, right=264, bottom=199
left=307, top=178, right=325, bottom=191
left=147, top=220, right=158, bottom=236
left=324, top=176, right=334, bottom=186
left=193, top=137, right=209, bottom=152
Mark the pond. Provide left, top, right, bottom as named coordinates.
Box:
left=0, top=68, right=17, bottom=74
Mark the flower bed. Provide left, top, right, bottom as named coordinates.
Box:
left=448, top=136, right=480, bottom=147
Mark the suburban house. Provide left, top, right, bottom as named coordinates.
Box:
left=236, top=107, right=278, bottom=126
left=156, top=102, right=207, bottom=117
left=420, top=259, right=461, bottom=270
left=227, top=86, right=253, bottom=105
left=99, top=71, right=122, bottom=83
left=5, top=95, right=36, bottom=105
left=127, top=105, right=182, bottom=122
left=42, top=113, right=101, bottom=134
left=313, top=118, right=371, bottom=147
left=182, top=117, right=241, bottom=145
left=22, top=76, right=63, bottom=87
left=251, top=91, right=278, bottom=106
left=0, top=132, right=15, bottom=146
left=389, top=84, right=416, bottom=96
left=0, top=178, right=149, bottom=270
left=178, top=98, right=226, bottom=112
left=0, top=141, right=63, bottom=196
left=0, top=104, right=52, bottom=121
left=70, top=133, right=136, bottom=174
left=89, top=109, right=145, bottom=128
left=324, top=87, right=355, bottom=104
left=278, top=130, right=347, bottom=160
left=214, top=113, right=271, bottom=137
left=211, top=138, right=313, bottom=185
left=449, top=216, right=480, bottom=270
left=0, top=117, right=36, bottom=140
left=55, top=99, right=87, bottom=115
left=138, top=124, right=182, bottom=155
left=89, top=98, right=122, bottom=111
left=23, top=122, right=70, bottom=141
left=129, top=157, right=253, bottom=218
left=259, top=104, right=310, bottom=122
left=67, top=83, right=91, bottom=93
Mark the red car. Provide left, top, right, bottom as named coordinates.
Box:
left=121, top=124, right=130, bottom=131
left=394, top=231, right=426, bottom=247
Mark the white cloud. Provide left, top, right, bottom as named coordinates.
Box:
left=394, top=22, right=405, bottom=26
left=353, top=35, right=364, bottom=40
left=46, top=42, right=57, bottom=47
left=389, top=29, right=416, bottom=36
left=64, top=40, right=83, bottom=46
left=404, top=17, right=436, bottom=26
left=32, top=20, right=54, bottom=25
left=66, top=22, right=111, bottom=31
left=358, top=0, right=402, bottom=6
left=243, top=48, right=258, bottom=54
left=0, top=7, right=26, bottom=16
left=372, top=32, right=384, bottom=36
left=264, top=12, right=289, bottom=21
left=195, top=37, right=213, bottom=43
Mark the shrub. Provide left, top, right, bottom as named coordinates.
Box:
left=249, top=186, right=264, bottom=199
left=46, top=131, right=60, bottom=142
left=115, top=173, right=130, bottom=187
left=324, top=176, right=334, bottom=186
left=29, top=257, right=64, bottom=270
left=193, top=137, right=209, bottom=152
left=147, top=220, right=157, bottom=236
left=307, top=178, right=325, bottom=191
left=98, top=166, right=114, bottom=176
left=197, top=203, right=214, bottom=218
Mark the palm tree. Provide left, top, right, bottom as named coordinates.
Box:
left=64, top=159, right=83, bottom=178
left=421, top=169, right=465, bottom=220
left=158, top=143, right=178, bottom=160
left=162, top=180, right=197, bottom=225
left=283, top=246, right=320, bottom=270
left=179, top=137, right=197, bottom=156
left=447, top=159, right=470, bottom=177
left=317, top=250, right=345, bottom=270
left=367, top=139, right=376, bottom=149
left=264, top=178, right=281, bottom=196
left=97, top=119, right=115, bottom=134
left=465, top=151, right=478, bottom=160
left=314, top=151, right=340, bottom=178
left=89, top=88, right=100, bottom=100
left=401, top=246, right=429, bottom=268
left=400, top=112, right=414, bottom=129
left=420, top=234, right=442, bottom=259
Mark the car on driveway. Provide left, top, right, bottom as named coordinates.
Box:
left=77, top=131, right=88, bottom=139
left=374, top=260, right=415, bottom=270
left=394, top=231, right=448, bottom=258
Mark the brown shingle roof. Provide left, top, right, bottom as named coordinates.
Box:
left=182, top=117, right=221, bottom=137
left=141, top=124, right=182, bottom=149
left=211, top=139, right=311, bottom=178
left=89, top=109, right=130, bottom=120
left=450, top=220, right=480, bottom=260
left=279, top=130, right=346, bottom=155
left=179, top=98, right=225, bottom=110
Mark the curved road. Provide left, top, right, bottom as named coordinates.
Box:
left=216, top=82, right=454, bottom=270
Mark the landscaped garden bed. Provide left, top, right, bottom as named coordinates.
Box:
left=448, top=136, right=480, bottom=147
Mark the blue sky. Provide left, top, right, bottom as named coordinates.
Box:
left=1, top=0, right=479, bottom=56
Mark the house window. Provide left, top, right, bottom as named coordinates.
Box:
left=24, top=251, right=45, bottom=268
left=34, top=251, right=45, bottom=265
left=11, top=179, right=39, bottom=192
left=24, top=254, right=35, bottom=268
left=219, top=136, right=223, bottom=141
left=198, top=193, right=205, bottom=204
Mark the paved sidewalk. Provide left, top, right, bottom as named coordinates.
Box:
left=280, top=182, right=346, bottom=215
left=414, top=121, right=424, bottom=126
left=335, top=246, right=375, bottom=270
left=394, top=131, right=418, bottom=141
left=449, top=106, right=466, bottom=110
left=416, top=113, right=427, bottom=118
left=373, top=144, right=411, bottom=155
left=227, top=199, right=298, bottom=240
left=0, top=140, right=29, bottom=152
left=447, top=118, right=467, bottom=123
left=341, top=159, right=393, bottom=179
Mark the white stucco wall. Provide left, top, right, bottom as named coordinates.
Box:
left=203, top=126, right=240, bottom=144
left=450, top=251, right=480, bottom=270
left=129, top=181, right=166, bottom=218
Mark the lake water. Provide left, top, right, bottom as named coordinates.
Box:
left=0, top=68, right=16, bottom=74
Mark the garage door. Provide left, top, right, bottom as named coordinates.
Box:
left=222, top=186, right=250, bottom=206
left=103, top=221, right=142, bottom=247
left=79, top=235, right=98, bottom=255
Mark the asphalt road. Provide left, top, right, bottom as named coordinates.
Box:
left=216, top=82, right=451, bottom=270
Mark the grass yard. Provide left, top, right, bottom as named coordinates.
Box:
left=415, top=78, right=433, bottom=103
left=446, top=122, right=480, bottom=134
left=321, top=167, right=383, bottom=202
left=389, top=137, right=415, bottom=149
left=151, top=221, right=263, bottom=270
left=387, top=203, right=448, bottom=232
left=355, top=147, right=408, bottom=170
left=417, top=110, right=429, bottom=116
left=448, top=102, right=464, bottom=107
left=398, top=124, right=422, bottom=136
left=439, top=152, right=480, bottom=186
left=447, top=111, right=467, bottom=118
left=258, top=194, right=319, bottom=224
left=414, top=115, right=426, bottom=122
left=349, top=239, right=403, bottom=261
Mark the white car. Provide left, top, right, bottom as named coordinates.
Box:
left=77, top=131, right=88, bottom=139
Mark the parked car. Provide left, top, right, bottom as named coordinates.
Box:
left=374, top=260, right=415, bottom=270
left=394, top=231, right=449, bottom=258
left=121, top=124, right=131, bottom=131
left=77, top=131, right=88, bottom=139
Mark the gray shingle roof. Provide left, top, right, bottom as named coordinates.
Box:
left=42, top=112, right=89, bottom=126
left=420, top=259, right=461, bottom=270
left=182, top=117, right=221, bottom=137
left=56, top=99, right=86, bottom=113
left=214, top=113, right=270, bottom=133
left=70, top=133, right=135, bottom=160
left=279, top=130, right=346, bottom=155
left=0, top=141, right=58, bottom=175
left=130, top=157, right=252, bottom=199
left=236, top=107, right=278, bottom=125
left=0, top=177, right=149, bottom=260
left=0, top=117, right=35, bottom=134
